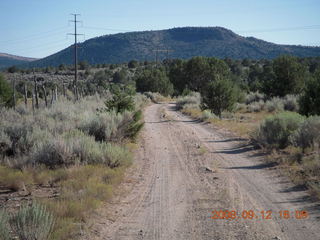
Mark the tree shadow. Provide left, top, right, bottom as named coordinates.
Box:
left=213, top=144, right=254, bottom=154
left=207, top=138, right=247, bottom=143
left=0, top=189, right=14, bottom=195
left=279, top=184, right=308, bottom=193
left=223, top=162, right=278, bottom=170
left=145, top=120, right=171, bottom=124
left=172, top=119, right=202, bottom=123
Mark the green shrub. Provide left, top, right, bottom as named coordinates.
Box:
left=31, top=137, right=74, bottom=167
left=124, top=110, right=144, bottom=140
left=104, top=88, right=134, bottom=113
left=291, top=116, right=320, bottom=152
left=0, top=73, right=13, bottom=107
left=247, top=100, right=265, bottom=112
left=283, top=94, right=299, bottom=112
left=103, top=143, right=132, bottom=168
left=10, top=202, right=55, bottom=240
left=182, top=103, right=200, bottom=111
left=201, top=110, right=217, bottom=121
left=79, top=112, right=120, bottom=142
left=254, top=112, right=305, bottom=149
left=144, top=92, right=167, bottom=103
left=265, top=97, right=284, bottom=112
left=135, top=68, right=174, bottom=96
left=79, top=110, right=137, bottom=142
left=245, top=91, right=265, bottom=104
left=299, top=72, right=320, bottom=116
left=128, top=60, right=139, bottom=69
left=235, top=103, right=247, bottom=112
left=202, top=78, right=238, bottom=118
left=0, top=95, right=139, bottom=168
left=176, top=92, right=201, bottom=110
left=31, top=131, right=132, bottom=168
left=0, top=131, right=11, bottom=158
left=134, top=93, right=150, bottom=109
left=0, top=209, right=10, bottom=240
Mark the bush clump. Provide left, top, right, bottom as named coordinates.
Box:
left=247, top=100, right=265, bottom=112
left=144, top=92, right=166, bottom=103
left=245, top=91, right=265, bottom=104
left=0, top=209, right=10, bottom=240
left=201, top=110, right=217, bottom=121
left=265, top=97, right=284, bottom=112
left=104, top=88, right=134, bottom=113
left=291, top=116, right=320, bottom=152
left=201, top=78, right=238, bottom=118
left=176, top=92, right=201, bottom=110
left=254, top=112, right=305, bottom=149
left=31, top=131, right=132, bottom=168
left=0, top=73, right=13, bottom=107
left=10, top=202, right=55, bottom=240
left=283, top=94, right=299, bottom=112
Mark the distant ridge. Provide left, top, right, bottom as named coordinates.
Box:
left=25, top=26, right=320, bottom=67
left=0, top=53, right=37, bottom=69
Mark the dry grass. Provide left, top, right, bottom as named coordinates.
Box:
left=266, top=147, right=320, bottom=199
left=0, top=164, right=128, bottom=239
left=144, top=92, right=172, bottom=103
left=198, top=145, right=207, bottom=155
left=182, top=106, right=273, bottom=138
left=0, top=166, right=33, bottom=191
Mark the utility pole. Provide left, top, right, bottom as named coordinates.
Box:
left=68, top=14, right=84, bottom=100
left=153, top=48, right=173, bottom=65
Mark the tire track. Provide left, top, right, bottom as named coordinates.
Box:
left=90, top=103, right=320, bottom=240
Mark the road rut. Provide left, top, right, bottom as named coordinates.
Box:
left=88, top=103, right=320, bottom=240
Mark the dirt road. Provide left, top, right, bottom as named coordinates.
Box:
left=88, top=103, right=320, bottom=240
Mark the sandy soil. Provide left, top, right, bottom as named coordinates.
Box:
left=86, top=103, right=320, bottom=240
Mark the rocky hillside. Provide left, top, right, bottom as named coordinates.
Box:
left=26, top=27, right=320, bottom=67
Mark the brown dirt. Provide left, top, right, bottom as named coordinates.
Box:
left=86, top=103, right=320, bottom=240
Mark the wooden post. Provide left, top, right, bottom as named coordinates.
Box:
left=51, top=89, right=54, bottom=105
left=42, top=85, right=48, bottom=107
left=55, top=85, right=58, bottom=101
left=63, top=83, right=66, bottom=97
left=32, top=88, right=35, bottom=113
left=24, top=83, right=28, bottom=108
left=33, top=68, right=39, bottom=109
left=34, top=80, right=39, bottom=109
left=81, top=86, right=84, bottom=98
left=12, top=79, right=16, bottom=110
left=74, top=85, right=78, bottom=101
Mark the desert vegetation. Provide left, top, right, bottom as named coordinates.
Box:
left=1, top=53, right=320, bottom=238
left=0, top=66, right=148, bottom=239
left=166, top=56, right=320, bottom=198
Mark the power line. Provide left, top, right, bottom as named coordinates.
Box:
left=11, top=40, right=72, bottom=57
left=0, top=26, right=70, bottom=45
left=68, top=13, right=84, bottom=100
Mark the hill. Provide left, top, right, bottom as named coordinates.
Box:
left=0, top=53, right=37, bottom=69
left=27, top=27, right=320, bottom=67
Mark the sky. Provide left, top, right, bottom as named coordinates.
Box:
left=0, top=0, right=319, bottom=59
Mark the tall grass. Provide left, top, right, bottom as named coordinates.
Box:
left=0, top=209, right=10, bottom=240
left=10, top=202, right=55, bottom=240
